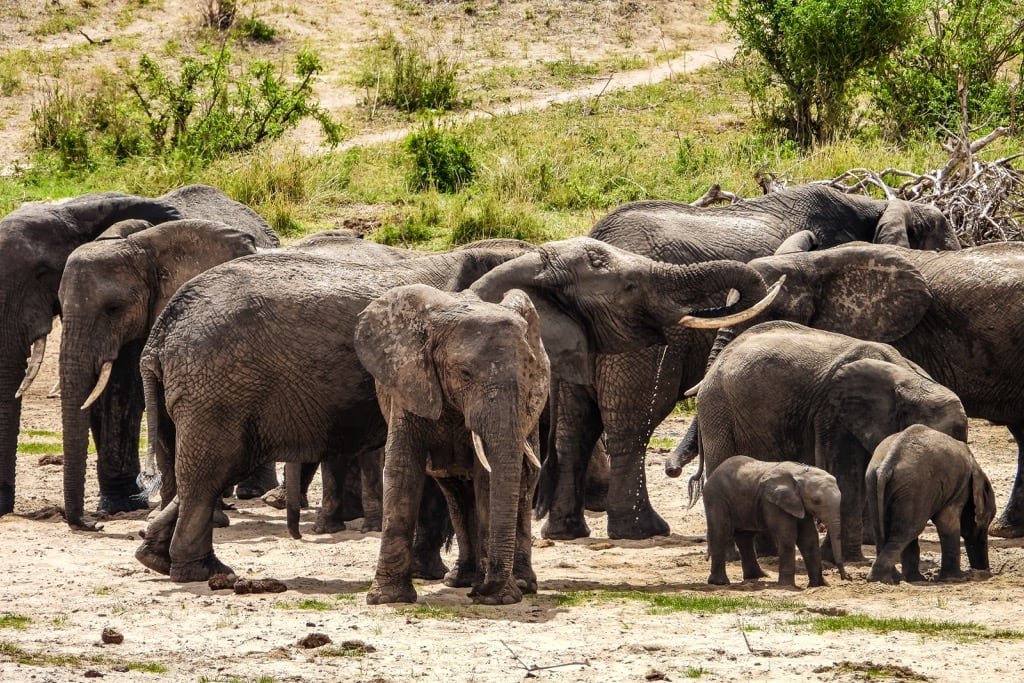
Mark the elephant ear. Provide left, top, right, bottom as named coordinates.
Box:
left=355, top=284, right=447, bottom=421
left=874, top=200, right=914, bottom=247
left=471, top=250, right=592, bottom=385
left=830, top=358, right=903, bottom=452
left=765, top=476, right=806, bottom=519
left=756, top=245, right=932, bottom=342
left=499, top=289, right=553, bottom=424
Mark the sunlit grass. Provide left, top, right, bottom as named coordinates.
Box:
left=555, top=590, right=796, bottom=615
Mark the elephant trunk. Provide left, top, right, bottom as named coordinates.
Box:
left=0, top=351, right=27, bottom=515
left=60, top=344, right=104, bottom=530
left=655, top=260, right=775, bottom=330
left=826, top=515, right=849, bottom=580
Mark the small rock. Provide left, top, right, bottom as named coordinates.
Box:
left=645, top=668, right=669, bottom=681
left=112, top=665, right=129, bottom=673
left=101, top=627, right=124, bottom=645
left=306, top=622, right=316, bottom=627
left=533, top=538, right=555, bottom=548
left=234, top=578, right=287, bottom=594
left=208, top=573, right=236, bottom=591
left=587, top=542, right=614, bottom=551
left=84, top=671, right=103, bottom=678
left=341, top=639, right=377, bottom=654
left=37, top=454, right=63, bottom=466
left=298, top=633, right=332, bottom=649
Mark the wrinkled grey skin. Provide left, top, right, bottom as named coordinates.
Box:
left=355, top=286, right=550, bottom=605
left=695, top=321, right=968, bottom=561
left=0, top=184, right=276, bottom=526
left=672, top=242, right=1024, bottom=539
left=57, top=219, right=280, bottom=530
left=704, top=456, right=847, bottom=587
left=542, top=185, right=960, bottom=541
left=866, top=425, right=996, bottom=584
left=134, top=238, right=771, bottom=581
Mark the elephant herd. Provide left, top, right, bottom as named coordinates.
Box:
left=3, top=182, right=1023, bottom=603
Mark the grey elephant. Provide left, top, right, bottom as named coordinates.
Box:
left=134, top=238, right=777, bottom=582
left=540, top=184, right=960, bottom=541
left=355, top=285, right=549, bottom=605
left=670, top=242, right=1024, bottom=539
left=704, top=456, right=848, bottom=587
left=58, top=218, right=280, bottom=528
left=694, top=321, right=967, bottom=561
left=866, top=424, right=996, bottom=584
left=0, top=184, right=277, bottom=524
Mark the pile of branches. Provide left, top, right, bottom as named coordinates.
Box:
left=691, top=126, right=1023, bottom=246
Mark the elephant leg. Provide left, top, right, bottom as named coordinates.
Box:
left=990, top=423, right=1024, bottom=538
left=706, top=509, right=734, bottom=585
left=234, top=461, right=279, bottom=500
left=934, top=507, right=966, bottom=581
left=411, top=477, right=451, bottom=581
left=773, top=526, right=799, bottom=588
left=153, top=401, right=177, bottom=510
left=135, top=496, right=179, bottom=576
left=358, top=448, right=383, bottom=532
left=539, top=382, right=601, bottom=540
left=583, top=437, right=610, bottom=513
left=900, top=538, right=925, bottom=583
left=514, top=458, right=540, bottom=594
left=435, top=477, right=479, bottom=588
left=595, top=348, right=677, bottom=540
left=797, top=517, right=826, bottom=587
left=735, top=531, right=766, bottom=581
left=92, top=344, right=149, bottom=514
left=313, top=456, right=348, bottom=534
left=368, top=415, right=427, bottom=605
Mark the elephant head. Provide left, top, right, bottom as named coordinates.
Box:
left=829, top=358, right=968, bottom=456
left=962, top=458, right=997, bottom=571
left=765, top=465, right=848, bottom=580
left=470, top=237, right=782, bottom=383
left=57, top=219, right=260, bottom=528
left=355, top=284, right=550, bottom=603
left=0, top=193, right=184, bottom=517
left=874, top=198, right=959, bottom=251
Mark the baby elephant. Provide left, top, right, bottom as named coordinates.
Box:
left=704, top=456, right=849, bottom=587
left=866, top=424, right=996, bottom=584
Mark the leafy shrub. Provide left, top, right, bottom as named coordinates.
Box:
left=448, top=195, right=546, bottom=246
left=404, top=119, right=475, bottom=193
left=873, top=0, right=1024, bottom=138
left=237, top=15, right=276, bottom=42
left=716, top=0, right=921, bottom=146
left=30, top=83, right=91, bottom=167
left=360, top=34, right=462, bottom=113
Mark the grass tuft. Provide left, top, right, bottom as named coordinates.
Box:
left=794, top=614, right=1024, bottom=641
left=0, top=615, right=30, bottom=630
left=555, top=590, right=795, bottom=614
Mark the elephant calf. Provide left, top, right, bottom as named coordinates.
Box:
left=703, top=457, right=848, bottom=587
left=866, top=425, right=996, bottom=584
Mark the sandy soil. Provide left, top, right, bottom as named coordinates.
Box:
left=2, top=326, right=1024, bottom=683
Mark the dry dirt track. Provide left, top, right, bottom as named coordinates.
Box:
left=2, top=329, right=1024, bottom=682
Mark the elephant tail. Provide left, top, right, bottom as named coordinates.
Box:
left=686, top=450, right=706, bottom=509
left=285, top=462, right=302, bottom=539
left=870, top=462, right=894, bottom=548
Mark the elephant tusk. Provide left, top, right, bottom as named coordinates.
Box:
left=471, top=431, right=492, bottom=473
left=80, top=361, right=113, bottom=411
left=523, top=441, right=541, bottom=469
left=683, top=381, right=701, bottom=398
left=15, top=336, right=47, bottom=399
left=677, top=275, right=786, bottom=329
left=725, top=288, right=740, bottom=306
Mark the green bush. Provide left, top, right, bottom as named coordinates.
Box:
left=30, top=83, right=91, bottom=168
left=404, top=119, right=475, bottom=193
left=448, top=195, right=546, bottom=246
left=716, top=0, right=921, bottom=146
left=360, top=35, right=462, bottom=113
left=237, top=16, right=276, bottom=42
left=873, top=0, right=1024, bottom=138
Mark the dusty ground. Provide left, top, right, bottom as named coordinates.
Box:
left=2, top=326, right=1024, bottom=683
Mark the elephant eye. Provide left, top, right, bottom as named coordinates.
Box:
left=623, top=280, right=637, bottom=292
left=105, top=303, right=124, bottom=316
left=458, top=367, right=473, bottom=382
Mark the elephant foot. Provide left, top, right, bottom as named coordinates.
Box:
left=807, top=576, right=829, bottom=588
left=98, top=490, right=152, bottom=515
left=134, top=541, right=172, bottom=576
left=0, top=483, right=14, bottom=516
left=775, top=580, right=801, bottom=591
left=366, top=580, right=417, bottom=605
left=260, top=486, right=308, bottom=510
left=937, top=569, right=967, bottom=583
left=312, top=516, right=346, bottom=534
left=235, top=463, right=279, bottom=500
left=443, top=562, right=479, bottom=588
left=707, top=573, right=730, bottom=586
left=742, top=567, right=769, bottom=581
left=212, top=508, right=230, bottom=529
left=606, top=507, right=669, bottom=540
left=904, top=570, right=927, bottom=583
left=988, top=514, right=1024, bottom=539
left=360, top=517, right=382, bottom=533
left=169, top=553, right=235, bottom=583
left=411, top=552, right=448, bottom=581
left=584, top=482, right=608, bottom=513
left=541, top=514, right=591, bottom=540
left=867, top=569, right=898, bottom=584
left=234, top=484, right=265, bottom=500
left=515, top=570, right=538, bottom=595
left=470, top=578, right=523, bottom=605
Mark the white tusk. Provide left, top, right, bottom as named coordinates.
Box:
left=677, top=275, right=786, bottom=329
left=471, top=431, right=492, bottom=473
left=523, top=441, right=541, bottom=469
left=683, top=382, right=701, bottom=398
left=80, top=361, right=113, bottom=411
left=725, top=288, right=740, bottom=306
left=15, top=337, right=47, bottom=399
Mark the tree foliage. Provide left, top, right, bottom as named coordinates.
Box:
left=717, top=0, right=922, bottom=146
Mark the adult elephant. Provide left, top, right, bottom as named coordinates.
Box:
left=541, top=184, right=961, bottom=540
left=58, top=218, right=279, bottom=528
left=694, top=321, right=968, bottom=561
left=670, top=242, right=1024, bottom=538
left=134, top=238, right=778, bottom=582
left=355, top=285, right=549, bottom=605
left=0, top=184, right=276, bottom=522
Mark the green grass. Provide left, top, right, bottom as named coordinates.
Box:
left=685, top=667, right=707, bottom=679
left=0, top=640, right=166, bottom=671
left=399, top=603, right=463, bottom=620
left=793, top=614, right=1024, bottom=641
left=555, top=590, right=796, bottom=615
left=648, top=436, right=676, bottom=450
left=273, top=598, right=334, bottom=611
left=0, top=615, right=30, bottom=630
left=22, top=429, right=60, bottom=439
